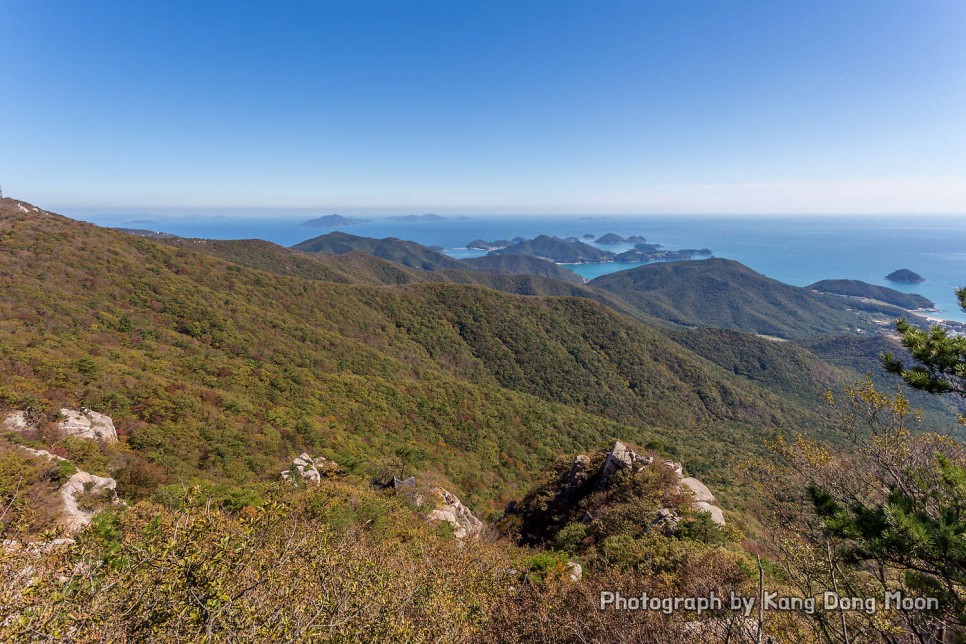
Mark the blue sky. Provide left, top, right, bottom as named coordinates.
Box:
left=2, top=1, right=965, bottom=214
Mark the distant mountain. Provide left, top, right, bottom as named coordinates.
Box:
left=807, top=279, right=935, bottom=310
left=595, top=233, right=625, bottom=244
left=301, top=214, right=369, bottom=228
left=291, top=231, right=466, bottom=271
left=459, top=254, right=585, bottom=284
left=885, top=268, right=924, bottom=283
left=492, top=235, right=615, bottom=263
left=589, top=258, right=882, bottom=339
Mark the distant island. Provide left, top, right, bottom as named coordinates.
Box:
left=390, top=214, right=468, bottom=222
left=467, top=237, right=525, bottom=251
left=615, top=244, right=712, bottom=263
left=594, top=233, right=649, bottom=244
left=808, top=279, right=935, bottom=310
left=491, top=235, right=615, bottom=263
left=885, top=269, right=924, bottom=284
left=301, top=214, right=369, bottom=228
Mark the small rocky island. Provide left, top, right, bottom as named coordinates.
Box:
left=885, top=268, right=925, bottom=284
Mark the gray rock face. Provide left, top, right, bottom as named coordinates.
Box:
left=280, top=453, right=339, bottom=484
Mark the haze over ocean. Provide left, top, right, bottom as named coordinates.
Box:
left=74, top=209, right=966, bottom=321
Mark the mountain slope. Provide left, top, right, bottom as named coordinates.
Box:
left=459, top=254, right=585, bottom=284
left=589, top=258, right=881, bottom=339
left=291, top=231, right=466, bottom=271
left=0, top=199, right=838, bottom=507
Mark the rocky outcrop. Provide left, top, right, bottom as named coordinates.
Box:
left=59, top=471, right=119, bottom=532
left=280, top=453, right=339, bottom=484
left=8, top=445, right=119, bottom=533
left=427, top=487, right=484, bottom=540
left=598, top=441, right=653, bottom=486
left=574, top=441, right=726, bottom=526
left=649, top=507, right=681, bottom=535
left=3, top=408, right=118, bottom=443
left=384, top=476, right=484, bottom=540
left=57, top=409, right=118, bottom=443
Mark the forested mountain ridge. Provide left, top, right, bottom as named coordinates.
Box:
left=589, top=258, right=914, bottom=339
left=0, top=198, right=840, bottom=509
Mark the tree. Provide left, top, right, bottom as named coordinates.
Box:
left=883, top=287, right=966, bottom=416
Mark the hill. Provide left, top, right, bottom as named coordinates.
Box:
left=589, top=258, right=882, bottom=339
left=0, top=198, right=843, bottom=511
left=807, top=279, right=935, bottom=310
left=460, top=254, right=585, bottom=284
left=291, top=231, right=466, bottom=271
left=492, top=235, right=614, bottom=263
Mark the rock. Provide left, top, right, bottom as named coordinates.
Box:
left=58, top=408, right=118, bottom=443
left=663, top=460, right=683, bottom=477
left=2, top=412, right=28, bottom=432
left=427, top=487, right=484, bottom=540
left=280, top=453, right=339, bottom=485
left=565, top=454, right=592, bottom=487
left=59, top=470, right=119, bottom=532
left=649, top=507, right=681, bottom=535
left=695, top=501, right=726, bottom=526
left=566, top=561, right=582, bottom=582
left=681, top=477, right=715, bottom=503
left=599, top=441, right=653, bottom=485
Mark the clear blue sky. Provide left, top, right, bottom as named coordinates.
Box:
left=2, top=1, right=965, bottom=214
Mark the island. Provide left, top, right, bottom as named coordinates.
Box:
left=467, top=239, right=513, bottom=251
left=301, top=214, right=369, bottom=228
left=491, top=235, right=615, bottom=263
left=581, top=234, right=595, bottom=239
left=885, top=269, right=924, bottom=284
left=614, top=247, right=712, bottom=263
left=389, top=213, right=450, bottom=222
left=595, top=233, right=625, bottom=244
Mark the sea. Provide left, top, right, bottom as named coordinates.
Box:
left=75, top=210, right=966, bottom=322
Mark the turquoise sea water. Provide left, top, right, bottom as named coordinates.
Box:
left=76, top=210, right=966, bottom=321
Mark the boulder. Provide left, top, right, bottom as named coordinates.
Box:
left=58, top=408, right=118, bottom=443
left=695, top=501, right=726, bottom=526
left=681, top=477, right=715, bottom=503
left=280, top=453, right=339, bottom=484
